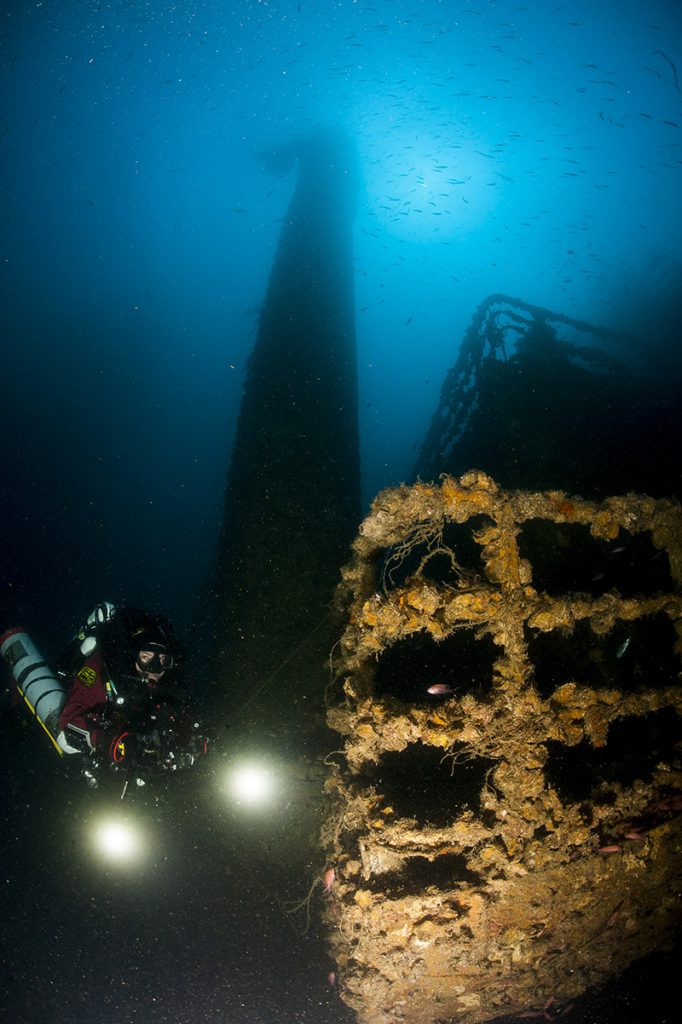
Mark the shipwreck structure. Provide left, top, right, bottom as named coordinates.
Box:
left=213, top=129, right=361, bottom=738
left=415, top=294, right=681, bottom=500
left=322, top=471, right=681, bottom=1024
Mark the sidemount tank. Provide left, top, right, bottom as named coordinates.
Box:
left=1, top=628, right=65, bottom=754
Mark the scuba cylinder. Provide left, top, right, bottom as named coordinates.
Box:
left=0, top=628, right=66, bottom=755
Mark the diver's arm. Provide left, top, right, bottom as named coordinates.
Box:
left=57, top=653, right=108, bottom=753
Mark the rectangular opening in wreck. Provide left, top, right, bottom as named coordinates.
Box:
left=376, top=516, right=493, bottom=593
left=364, top=853, right=483, bottom=896
left=526, top=613, right=679, bottom=698
left=373, top=629, right=497, bottom=704
left=518, top=519, right=672, bottom=597
left=358, top=741, right=498, bottom=828
left=544, top=706, right=680, bottom=803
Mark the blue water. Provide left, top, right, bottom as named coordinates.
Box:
left=3, top=0, right=681, bottom=637
left=1, top=2, right=680, bottom=1022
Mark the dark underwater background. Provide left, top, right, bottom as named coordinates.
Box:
left=1, top=2, right=680, bottom=1023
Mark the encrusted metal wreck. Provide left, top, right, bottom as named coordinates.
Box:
left=322, top=470, right=682, bottom=1024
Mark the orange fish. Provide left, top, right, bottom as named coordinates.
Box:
left=322, top=866, right=335, bottom=893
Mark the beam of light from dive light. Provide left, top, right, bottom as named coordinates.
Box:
left=228, top=762, right=275, bottom=805
left=93, top=818, right=143, bottom=862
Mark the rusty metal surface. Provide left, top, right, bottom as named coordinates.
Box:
left=322, top=471, right=682, bottom=1024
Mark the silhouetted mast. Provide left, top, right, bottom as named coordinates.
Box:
left=212, top=128, right=361, bottom=737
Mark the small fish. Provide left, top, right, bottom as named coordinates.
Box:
left=427, top=683, right=453, bottom=696
left=615, top=637, right=631, bottom=658
left=322, top=866, right=335, bottom=893
left=327, top=971, right=337, bottom=987
left=654, top=49, right=681, bottom=93
left=598, top=845, right=622, bottom=854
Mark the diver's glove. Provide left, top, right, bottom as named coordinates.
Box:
left=86, top=602, right=117, bottom=629
left=59, top=724, right=95, bottom=755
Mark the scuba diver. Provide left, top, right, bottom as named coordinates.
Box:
left=1, top=603, right=208, bottom=788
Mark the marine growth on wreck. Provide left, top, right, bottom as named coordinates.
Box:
left=322, top=470, right=682, bottom=1024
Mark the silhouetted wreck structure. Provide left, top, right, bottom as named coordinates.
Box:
left=212, top=129, right=361, bottom=739
left=415, top=293, right=681, bottom=498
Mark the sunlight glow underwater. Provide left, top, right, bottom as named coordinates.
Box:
left=360, top=123, right=499, bottom=242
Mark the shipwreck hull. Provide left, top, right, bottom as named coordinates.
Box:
left=323, top=471, right=682, bottom=1024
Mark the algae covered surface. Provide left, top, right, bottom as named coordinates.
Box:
left=322, top=472, right=682, bottom=1024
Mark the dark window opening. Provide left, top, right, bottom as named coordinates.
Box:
left=374, top=629, right=497, bottom=704
left=518, top=520, right=672, bottom=597
left=544, top=707, right=681, bottom=803
left=366, top=853, right=482, bottom=896
left=359, top=742, right=497, bottom=828
left=376, top=516, right=492, bottom=593
left=527, top=613, right=679, bottom=698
